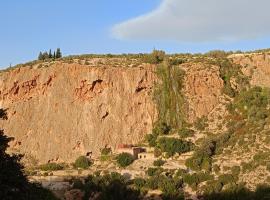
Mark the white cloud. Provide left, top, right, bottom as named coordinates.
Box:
left=112, top=0, right=270, bottom=42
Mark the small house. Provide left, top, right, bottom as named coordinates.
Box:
left=116, top=144, right=145, bottom=159
left=138, top=152, right=155, bottom=160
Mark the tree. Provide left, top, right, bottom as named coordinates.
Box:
left=55, top=48, right=62, bottom=58
left=43, top=52, right=49, bottom=60
left=48, top=49, right=52, bottom=58
left=116, top=153, right=134, bottom=167
left=38, top=52, right=44, bottom=60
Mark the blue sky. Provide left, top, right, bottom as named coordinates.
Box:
left=1, top=0, right=270, bottom=68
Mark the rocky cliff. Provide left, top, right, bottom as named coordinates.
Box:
left=0, top=61, right=158, bottom=163
left=1, top=52, right=269, bottom=164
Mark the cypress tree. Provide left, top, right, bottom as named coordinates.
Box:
left=43, top=52, right=49, bottom=59
left=48, top=49, right=52, bottom=58
left=38, top=52, right=43, bottom=60
left=55, top=48, right=62, bottom=58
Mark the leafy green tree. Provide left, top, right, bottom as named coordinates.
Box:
left=116, top=153, right=134, bottom=167
left=157, top=137, right=193, bottom=157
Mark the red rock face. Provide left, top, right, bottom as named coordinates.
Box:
left=0, top=62, right=158, bottom=163
left=229, top=53, right=270, bottom=88
left=182, top=63, right=224, bottom=122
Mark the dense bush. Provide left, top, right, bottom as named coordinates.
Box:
left=116, top=153, right=134, bottom=167
left=186, top=139, right=216, bottom=171
left=202, top=180, right=223, bottom=194
left=74, top=156, right=92, bottom=169
left=39, top=163, right=64, bottom=171
left=178, top=127, right=195, bottom=138
left=153, top=159, right=166, bottom=167
left=78, top=172, right=140, bottom=200
left=205, top=50, right=228, bottom=58
left=143, top=50, right=166, bottom=64
left=145, top=133, right=158, bottom=147
left=133, top=178, right=146, bottom=189
left=157, top=137, right=193, bottom=157
left=231, top=87, right=270, bottom=121
left=183, top=172, right=214, bottom=187
left=147, top=167, right=163, bottom=176
left=218, top=174, right=237, bottom=185
left=152, top=122, right=171, bottom=135
left=101, top=147, right=112, bottom=156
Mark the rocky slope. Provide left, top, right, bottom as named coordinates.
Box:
left=1, top=52, right=270, bottom=165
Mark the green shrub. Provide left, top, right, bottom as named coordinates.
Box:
left=143, top=50, right=166, bottom=64
left=157, top=137, right=193, bottom=157
left=116, top=153, right=134, bottom=167
left=158, top=175, right=182, bottom=197
left=39, top=163, right=64, bottom=171
left=152, top=122, right=171, bottom=135
left=179, top=128, right=195, bottom=138
left=218, top=174, right=237, bottom=185
left=153, top=159, right=166, bottom=167
left=145, top=133, right=158, bottom=147
left=74, top=156, right=92, bottom=169
left=101, top=147, right=112, bottom=156
left=146, top=177, right=159, bottom=190
left=147, top=167, right=163, bottom=177
left=154, top=148, right=162, bottom=158
left=183, top=172, right=214, bottom=187
left=185, top=139, right=215, bottom=171
left=133, top=178, right=146, bottom=189
left=202, top=180, right=223, bottom=194
left=231, top=166, right=241, bottom=176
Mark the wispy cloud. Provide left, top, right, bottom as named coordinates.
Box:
left=112, top=0, right=270, bottom=42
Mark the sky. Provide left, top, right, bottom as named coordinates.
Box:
left=1, top=0, right=270, bottom=68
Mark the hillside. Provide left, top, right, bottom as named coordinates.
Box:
left=2, top=50, right=270, bottom=198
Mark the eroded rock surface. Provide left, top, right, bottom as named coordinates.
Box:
left=0, top=63, right=157, bottom=163
left=182, top=63, right=224, bottom=122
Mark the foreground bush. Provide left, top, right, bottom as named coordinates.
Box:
left=74, top=156, right=92, bottom=169
left=116, top=153, right=134, bottom=167
left=39, top=163, right=64, bottom=171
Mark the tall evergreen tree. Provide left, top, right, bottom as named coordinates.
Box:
left=48, top=49, right=52, bottom=58
left=38, top=52, right=43, bottom=60
left=53, top=51, right=56, bottom=59
left=43, top=52, right=49, bottom=60
left=55, top=48, right=62, bottom=58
